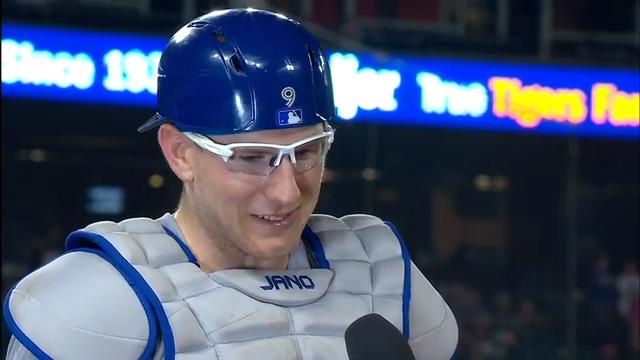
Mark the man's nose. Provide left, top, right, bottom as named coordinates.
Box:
left=263, top=156, right=301, bottom=204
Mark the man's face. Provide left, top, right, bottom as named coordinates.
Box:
left=187, top=124, right=326, bottom=262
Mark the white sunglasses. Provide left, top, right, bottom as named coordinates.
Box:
left=183, top=129, right=334, bottom=176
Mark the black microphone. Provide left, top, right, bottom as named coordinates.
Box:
left=345, top=313, right=416, bottom=360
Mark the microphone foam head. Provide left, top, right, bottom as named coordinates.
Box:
left=344, top=313, right=416, bottom=360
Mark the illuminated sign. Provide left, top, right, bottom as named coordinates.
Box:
left=329, top=52, right=401, bottom=119
left=327, top=52, right=638, bottom=138
left=416, top=72, right=488, bottom=117
left=2, top=23, right=163, bottom=107
left=2, top=39, right=95, bottom=89
left=2, top=23, right=638, bottom=139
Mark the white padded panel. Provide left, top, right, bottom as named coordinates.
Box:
left=290, top=292, right=371, bottom=336
left=372, top=295, right=404, bottom=331
left=207, top=306, right=291, bottom=344
left=167, top=304, right=211, bottom=354
left=340, top=214, right=384, bottom=230
left=297, top=336, right=347, bottom=360
left=84, top=221, right=124, bottom=234
left=313, top=229, right=369, bottom=262
left=100, top=232, right=148, bottom=265
left=175, top=348, right=220, bottom=359
left=120, top=217, right=166, bottom=234
left=306, top=214, right=349, bottom=232
left=214, top=336, right=300, bottom=360
left=158, top=263, right=217, bottom=300
left=183, top=287, right=264, bottom=336
left=327, top=260, right=372, bottom=294
left=134, top=265, right=181, bottom=302
left=355, top=224, right=402, bottom=263
left=130, top=233, right=188, bottom=267
left=371, top=257, right=405, bottom=295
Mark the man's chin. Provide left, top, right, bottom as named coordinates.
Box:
left=246, top=234, right=301, bottom=260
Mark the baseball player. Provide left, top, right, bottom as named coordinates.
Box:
left=4, top=8, right=458, bottom=359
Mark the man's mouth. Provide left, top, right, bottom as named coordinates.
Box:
left=257, top=214, right=286, bottom=221
left=253, top=209, right=297, bottom=223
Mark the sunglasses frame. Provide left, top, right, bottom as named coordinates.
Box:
left=182, top=129, right=335, bottom=175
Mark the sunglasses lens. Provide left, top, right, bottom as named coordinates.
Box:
left=227, top=147, right=279, bottom=175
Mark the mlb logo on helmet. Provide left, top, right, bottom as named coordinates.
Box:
left=276, top=86, right=303, bottom=126
left=277, top=108, right=303, bottom=126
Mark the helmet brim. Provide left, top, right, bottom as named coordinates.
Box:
left=137, top=113, right=168, bottom=133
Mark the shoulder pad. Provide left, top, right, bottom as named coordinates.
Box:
left=4, top=251, right=154, bottom=360
left=408, top=266, right=459, bottom=359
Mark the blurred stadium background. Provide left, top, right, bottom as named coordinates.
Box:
left=2, top=0, right=639, bottom=359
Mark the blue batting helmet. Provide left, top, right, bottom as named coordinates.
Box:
left=137, top=8, right=335, bottom=135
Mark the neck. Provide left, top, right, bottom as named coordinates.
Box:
left=173, top=205, right=289, bottom=273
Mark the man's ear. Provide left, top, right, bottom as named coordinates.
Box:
left=157, top=124, right=195, bottom=182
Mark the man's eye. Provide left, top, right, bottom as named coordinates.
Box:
left=295, top=148, right=316, bottom=160
left=232, top=153, right=271, bottom=164
left=295, top=143, right=321, bottom=159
